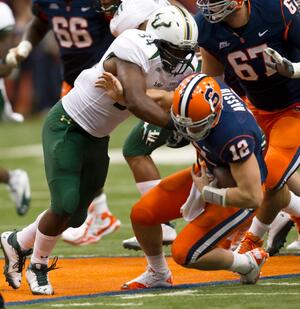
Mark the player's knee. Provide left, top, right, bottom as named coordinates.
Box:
left=130, top=202, right=156, bottom=225
left=52, top=188, right=80, bottom=216
left=171, top=239, right=189, bottom=266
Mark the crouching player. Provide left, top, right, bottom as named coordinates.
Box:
left=120, top=73, right=269, bottom=289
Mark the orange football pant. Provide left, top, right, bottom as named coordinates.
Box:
left=131, top=168, right=255, bottom=266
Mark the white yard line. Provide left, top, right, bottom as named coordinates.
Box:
left=0, top=144, right=195, bottom=164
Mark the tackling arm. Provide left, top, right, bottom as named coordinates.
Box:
left=104, top=58, right=173, bottom=128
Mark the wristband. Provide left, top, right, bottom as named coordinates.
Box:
left=202, top=185, right=228, bottom=207
left=292, top=62, right=300, bottom=78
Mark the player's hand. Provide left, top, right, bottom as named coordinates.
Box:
left=264, top=47, right=294, bottom=78
left=166, top=131, right=190, bottom=148
left=191, top=163, right=212, bottom=192
left=95, top=71, right=124, bottom=102
left=5, top=41, right=32, bottom=67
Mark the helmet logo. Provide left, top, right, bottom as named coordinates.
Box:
left=204, top=86, right=220, bottom=111
left=151, top=13, right=172, bottom=29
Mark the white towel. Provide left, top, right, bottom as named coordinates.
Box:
left=180, top=182, right=206, bottom=222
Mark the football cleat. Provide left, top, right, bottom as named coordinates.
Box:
left=266, top=212, right=294, bottom=256
left=121, top=267, right=173, bottom=290
left=26, top=257, right=58, bottom=295
left=62, top=212, right=121, bottom=245
left=122, top=224, right=177, bottom=250
left=239, top=248, right=268, bottom=284
left=0, top=231, right=32, bottom=289
left=286, top=238, right=300, bottom=250
left=8, top=169, right=31, bottom=216
left=235, top=232, right=263, bottom=254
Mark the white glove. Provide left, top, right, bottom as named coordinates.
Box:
left=264, top=47, right=300, bottom=78
left=5, top=41, right=32, bottom=67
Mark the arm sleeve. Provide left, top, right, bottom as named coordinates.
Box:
left=220, top=135, right=255, bottom=164
left=107, top=30, right=150, bottom=73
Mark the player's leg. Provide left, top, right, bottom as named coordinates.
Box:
left=122, top=120, right=176, bottom=250
left=122, top=168, right=192, bottom=289
left=60, top=81, right=119, bottom=245
left=172, top=204, right=267, bottom=284
left=238, top=108, right=300, bottom=253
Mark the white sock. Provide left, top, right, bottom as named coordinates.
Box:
left=17, top=210, right=47, bottom=251
left=248, top=216, right=269, bottom=239
left=145, top=253, right=169, bottom=273
left=229, top=251, right=252, bottom=274
left=136, top=179, right=161, bottom=195
left=93, top=193, right=109, bottom=215
left=283, top=192, right=300, bottom=217
left=31, top=229, right=61, bottom=265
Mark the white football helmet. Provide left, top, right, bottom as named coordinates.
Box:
left=196, top=0, right=245, bottom=23
left=146, top=5, right=198, bottom=75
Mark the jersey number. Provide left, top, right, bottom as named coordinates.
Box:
left=52, top=17, right=92, bottom=48
left=283, top=0, right=298, bottom=14
left=229, top=140, right=250, bottom=161
left=227, top=44, right=276, bottom=81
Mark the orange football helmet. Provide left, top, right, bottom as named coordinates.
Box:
left=171, top=73, right=223, bottom=141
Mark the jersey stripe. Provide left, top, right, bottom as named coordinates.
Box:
left=176, top=6, right=192, bottom=41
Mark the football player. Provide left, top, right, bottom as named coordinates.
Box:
left=5, top=0, right=121, bottom=245
left=0, top=2, right=31, bottom=216
left=120, top=73, right=268, bottom=289
left=0, top=6, right=199, bottom=295
left=195, top=0, right=300, bottom=254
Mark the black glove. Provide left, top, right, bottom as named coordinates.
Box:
left=166, top=131, right=190, bottom=148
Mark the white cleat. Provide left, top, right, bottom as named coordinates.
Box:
left=122, top=223, right=177, bottom=250
left=26, top=258, right=58, bottom=295
left=122, top=267, right=173, bottom=290
left=240, top=248, right=268, bottom=284
left=0, top=231, right=32, bottom=289
left=8, top=169, right=31, bottom=216
left=287, top=239, right=300, bottom=250
left=266, top=211, right=294, bottom=256
left=62, top=211, right=121, bottom=246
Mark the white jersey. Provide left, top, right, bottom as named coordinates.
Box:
left=0, top=2, right=15, bottom=31
left=62, top=29, right=199, bottom=138
left=110, top=0, right=170, bottom=36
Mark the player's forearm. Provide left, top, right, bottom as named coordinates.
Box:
left=125, top=91, right=172, bottom=128
left=225, top=186, right=263, bottom=209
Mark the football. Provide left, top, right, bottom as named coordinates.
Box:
left=212, top=166, right=237, bottom=188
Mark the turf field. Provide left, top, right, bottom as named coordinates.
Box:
left=0, top=114, right=299, bottom=308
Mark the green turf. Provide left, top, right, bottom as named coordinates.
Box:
left=0, top=114, right=300, bottom=308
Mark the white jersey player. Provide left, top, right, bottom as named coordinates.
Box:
left=1, top=6, right=199, bottom=296
left=63, top=28, right=198, bottom=137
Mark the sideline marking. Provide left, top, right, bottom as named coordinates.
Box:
left=6, top=273, right=300, bottom=307
left=48, top=302, right=143, bottom=307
